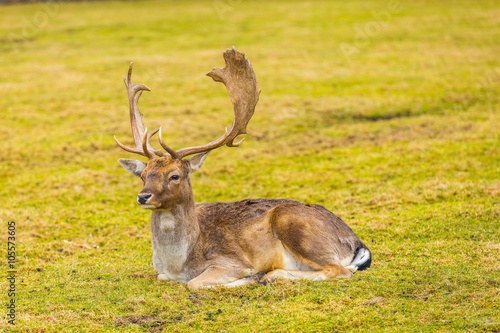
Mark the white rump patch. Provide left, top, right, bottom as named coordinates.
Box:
left=346, top=247, right=370, bottom=271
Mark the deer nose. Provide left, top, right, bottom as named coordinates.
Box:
left=137, top=193, right=152, bottom=205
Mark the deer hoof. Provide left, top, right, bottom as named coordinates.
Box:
left=157, top=274, right=170, bottom=281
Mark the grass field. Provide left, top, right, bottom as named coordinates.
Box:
left=0, top=0, right=499, bottom=332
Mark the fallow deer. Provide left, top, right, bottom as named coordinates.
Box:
left=115, top=48, right=371, bottom=289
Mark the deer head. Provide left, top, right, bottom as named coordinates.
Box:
left=116, top=48, right=260, bottom=210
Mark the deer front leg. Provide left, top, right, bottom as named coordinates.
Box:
left=153, top=252, right=170, bottom=281
left=187, top=266, right=258, bottom=290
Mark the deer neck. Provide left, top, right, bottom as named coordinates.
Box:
left=150, top=194, right=200, bottom=282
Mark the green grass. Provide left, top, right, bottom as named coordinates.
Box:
left=0, top=0, right=499, bottom=331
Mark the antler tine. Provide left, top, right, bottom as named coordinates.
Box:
left=142, top=128, right=164, bottom=158
left=158, top=127, right=180, bottom=159
left=173, top=47, right=260, bottom=159
left=115, top=62, right=163, bottom=159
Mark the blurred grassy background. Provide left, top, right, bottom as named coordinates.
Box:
left=0, top=0, right=498, bottom=332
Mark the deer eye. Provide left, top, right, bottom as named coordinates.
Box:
left=169, top=174, right=180, bottom=181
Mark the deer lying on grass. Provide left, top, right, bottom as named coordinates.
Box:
left=115, top=48, right=371, bottom=290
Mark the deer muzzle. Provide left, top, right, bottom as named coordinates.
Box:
left=137, top=193, right=152, bottom=205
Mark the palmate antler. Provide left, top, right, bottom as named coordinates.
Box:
left=115, top=47, right=260, bottom=160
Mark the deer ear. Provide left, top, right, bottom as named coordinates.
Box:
left=187, top=152, right=210, bottom=172
left=119, top=159, right=147, bottom=177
